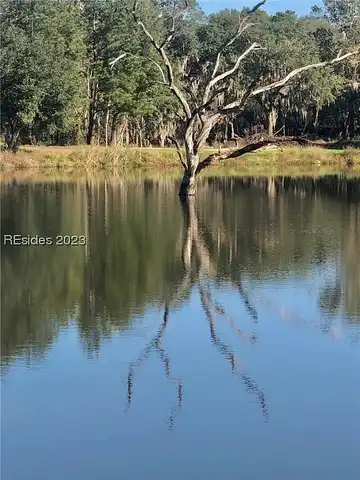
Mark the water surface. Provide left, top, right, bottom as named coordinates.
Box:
left=1, top=175, right=360, bottom=480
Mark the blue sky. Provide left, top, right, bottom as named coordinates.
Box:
left=199, top=0, right=321, bottom=15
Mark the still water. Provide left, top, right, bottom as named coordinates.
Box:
left=1, top=175, right=360, bottom=480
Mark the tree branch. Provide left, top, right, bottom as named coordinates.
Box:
left=132, top=0, right=192, bottom=119
left=209, top=0, right=266, bottom=82
left=202, top=43, right=263, bottom=106
left=196, top=136, right=316, bottom=173
left=160, top=0, right=191, bottom=49
left=193, top=113, right=222, bottom=153
left=109, top=52, right=128, bottom=68
left=110, top=52, right=167, bottom=84
left=221, top=50, right=360, bottom=113
left=168, top=136, right=187, bottom=170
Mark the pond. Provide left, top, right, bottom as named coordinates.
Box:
left=1, top=174, right=360, bottom=480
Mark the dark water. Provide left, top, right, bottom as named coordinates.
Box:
left=1, top=175, right=360, bottom=480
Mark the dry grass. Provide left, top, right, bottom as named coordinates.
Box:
left=0, top=145, right=180, bottom=172
left=1, top=144, right=360, bottom=174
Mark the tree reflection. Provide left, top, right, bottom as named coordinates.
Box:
left=126, top=197, right=267, bottom=427
left=126, top=303, right=183, bottom=430
left=1, top=174, right=359, bottom=377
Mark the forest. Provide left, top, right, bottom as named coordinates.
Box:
left=1, top=0, right=359, bottom=153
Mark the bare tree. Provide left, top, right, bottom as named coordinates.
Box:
left=111, top=0, right=359, bottom=195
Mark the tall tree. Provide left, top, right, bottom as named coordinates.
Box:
left=312, top=0, right=360, bottom=138
left=111, top=0, right=359, bottom=195
left=0, top=0, right=86, bottom=150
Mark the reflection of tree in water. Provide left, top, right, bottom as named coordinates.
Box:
left=126, top=303, right=183, bottom=430
left=197, top=175, right=360, bottom=325
left=126, top=197, right=268, bottom=428
left=1, top=179, right=186, bottom=369
left=1, top=175, right=359, bottom=374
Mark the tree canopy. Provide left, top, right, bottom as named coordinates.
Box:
left=0, top=0, right=359, bottom=152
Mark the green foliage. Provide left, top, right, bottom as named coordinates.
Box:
left=0, top=0, right=87, bottom=147
left=1, top=0, right=359, bottom=148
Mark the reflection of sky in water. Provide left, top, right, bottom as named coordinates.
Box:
left=2, top=265, right=359, bottom=480
left=1, top=176, right=359, bottom=480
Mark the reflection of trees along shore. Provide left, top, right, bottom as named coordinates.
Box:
left=1, top=176, right=359, bottom=372
left=127, top=197, right=268, bottom=428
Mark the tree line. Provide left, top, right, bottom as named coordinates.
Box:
left=1, top=0, right=359, bottom=152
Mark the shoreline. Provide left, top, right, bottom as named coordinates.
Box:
left=1, top=145, right=360, bottom=175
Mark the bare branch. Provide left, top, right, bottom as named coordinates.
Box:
left=196, top=136, right=314, bottom=173
left=193, top=113, right=222, bottom=153
left=109, top=52, right=129, bottom=68
left=209, top=0, right=266, bottom=82
left=132, top=0, right=192, bottom=119
left=251, top=50, right=360, bottom=96
left=203, top=43, right=263, bottom=106
left=160, top=1, right=191, bottom=49
left=209, top=24, right=252, bottom=82
left=168, top=136, right=187, bottom=170
left=110, top=53, right=167, bottom=84
left=221, top=50, right=360, bottom=113
left=194, top=79, right=259, bottom=154
left=202, top=0, right=266, bottom=109
left=196, top=132, right=358, bottom=173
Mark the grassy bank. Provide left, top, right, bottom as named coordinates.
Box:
left=1, top=144, right=360, bottom=174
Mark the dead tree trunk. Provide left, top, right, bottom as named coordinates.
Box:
left=179, top=161, right=198, bottom=196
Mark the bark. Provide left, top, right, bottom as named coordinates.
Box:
left=195, top=136, right=333, bottom=174
left=179, top=123, right=200, bottom=195
left=179, top=168, right=197, bottom=196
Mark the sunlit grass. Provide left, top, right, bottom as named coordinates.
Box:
left=1, top=144, right=360, bottom=174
